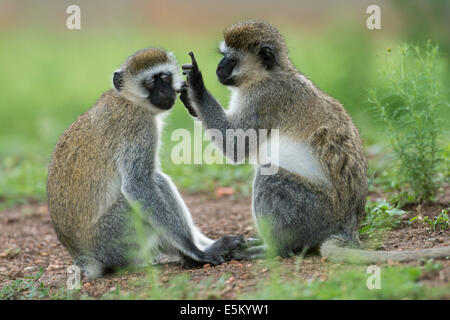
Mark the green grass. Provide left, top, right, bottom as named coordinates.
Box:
left=99, top=271, right=232, bottom=300
left=360, top=198, right=405, bottom=237
left=0, top=267, right=50, bottom=300
left=422, top=208, right=450, bottom=232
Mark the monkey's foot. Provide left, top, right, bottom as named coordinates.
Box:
left=74, top=255, right=104, bottom=280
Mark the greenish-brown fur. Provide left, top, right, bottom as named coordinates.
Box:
left=125, top=48, right=169, bottom=74
left=224, top=20, right=288, bottom=56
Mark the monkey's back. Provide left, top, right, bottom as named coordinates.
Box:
left=47, top=90, right=144, bottom=255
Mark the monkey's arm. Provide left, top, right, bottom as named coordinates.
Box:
left=181, top=52, right=260, bottom=162
left=118, top=145, right=223, bottom=265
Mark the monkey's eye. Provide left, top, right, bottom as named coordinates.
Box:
left=143, top=78, right=155, bottom=90
left=160, top=73, right=172, bottom=84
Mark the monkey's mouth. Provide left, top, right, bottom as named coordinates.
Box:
left=149, top=94, right=176, bottom=110
left=218, top=75, right=235, bottom=86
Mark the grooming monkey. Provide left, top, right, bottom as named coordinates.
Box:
left=47, top=48, right=243, bottom=279
left=180, top=20, right=450, bottom=263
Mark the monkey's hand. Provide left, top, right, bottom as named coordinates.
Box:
left=182, top=235, right=244, bottom=268
left=177, top=81, right=198, bottom=117
left=181, top=52, right=207, bottom=100
left=205, top=235, right=245, bottom=261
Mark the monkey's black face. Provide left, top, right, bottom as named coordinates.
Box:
left=216, top=57, right=237, bottom=86
left=144, top=73, right=176, bottom=110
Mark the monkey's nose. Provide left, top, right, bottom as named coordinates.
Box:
left=216, top=68, right=224, bottom=78
left=217, top=67, right=230, bottom=82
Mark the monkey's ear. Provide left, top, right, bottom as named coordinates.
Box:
left=113, top=70, right=124, bottom=91
left=258, top=45, right=276, bottom=70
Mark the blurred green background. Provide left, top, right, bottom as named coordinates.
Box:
left=0, top=0, right=448, bottom=207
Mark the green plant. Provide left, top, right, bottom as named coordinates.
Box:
left=423, top=259, right=443, bottom=273
left=368, top=41, right=448, bottom=202
left=422, top=208, right=449, bottom=231
left=360, top=199, right=405, bottom=235
left=0, top=267, right=50, bottom=300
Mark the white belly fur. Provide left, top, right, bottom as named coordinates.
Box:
left=261, top=135, right=327, bottom=184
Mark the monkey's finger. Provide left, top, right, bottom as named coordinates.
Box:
left=188, top=52, right=199, bottom=70
left=182, top=64, right=193, bottom=70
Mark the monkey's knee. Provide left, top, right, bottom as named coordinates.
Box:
left=74, top=255, right=105, bottom=280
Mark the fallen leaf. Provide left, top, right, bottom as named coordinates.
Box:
left=37, top=205, right=48, bottom=215
left=215, top=187, right=235, bottom=197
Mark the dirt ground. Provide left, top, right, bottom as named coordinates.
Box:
left=0, top=191, right=449, bottom=299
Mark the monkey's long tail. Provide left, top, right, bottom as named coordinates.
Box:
left=320, top=238, right=450, bottom=264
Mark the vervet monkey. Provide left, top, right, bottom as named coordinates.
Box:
left=179, top=21, right=450, bottom=263
left=47, top=48, right=243, bottom=279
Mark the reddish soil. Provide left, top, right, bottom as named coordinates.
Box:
left=0, top=192, right=449, bottom=299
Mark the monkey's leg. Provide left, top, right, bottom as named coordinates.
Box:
left=252, top=168, right=342, bottom=257
left=72, top=197, right=133, bottom=279
left=86, top=196, right=137, bottom=276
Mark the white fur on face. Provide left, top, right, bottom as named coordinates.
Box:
left=114, top=53, right=182, bottom=114
left=219, top=41, right=230, bottom=55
